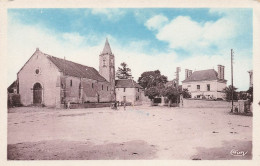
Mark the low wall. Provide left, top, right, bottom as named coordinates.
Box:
left=182, top=99, right=238, bottom=108
left=63, top=102, right=111, bottom=109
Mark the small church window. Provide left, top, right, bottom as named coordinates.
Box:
left=92, top=83, right=94, bottom=88
left=102, top=85, right=103, bottom=90
left=197, top=85, right=200, bottom=91
left=107, top=86, right=108, bottom=91
left=103, top=59, right=106, bottom=67
left=124, top=88, right=126, bottom=92
left=70, top=80, right=72, bottom=87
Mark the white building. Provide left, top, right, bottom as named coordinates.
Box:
left=182, top=65, right=227, bottom=99
left=115, top=79, right=144, bottom=105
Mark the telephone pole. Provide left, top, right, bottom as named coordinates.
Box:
left=231, top=49, right=234, bottom=112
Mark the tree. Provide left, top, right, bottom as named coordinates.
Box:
left=116, top=62, right=132, bottom=79
left=162, top=86, right=179, bottom=104
left=181, top=88, right=191, bottom=98
left=247, top=86, right=253, bottom=103
left=145, top=87, right=160, bottom=100
left=223, top=85, right=238, bottom=101
left=138, top=70, right=168, bottom=90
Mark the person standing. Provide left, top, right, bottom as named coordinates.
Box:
left=124, top=102, right=126, bottom=110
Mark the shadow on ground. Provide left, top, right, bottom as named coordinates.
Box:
left=8, top=139, right=158, bottom=160
left=191, top=140, right=252, bottom=160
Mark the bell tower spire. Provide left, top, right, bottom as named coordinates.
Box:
left=99, top=38, right=115, bottom=101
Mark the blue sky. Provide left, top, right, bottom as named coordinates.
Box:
left=8, top=8, right=252, bottom=90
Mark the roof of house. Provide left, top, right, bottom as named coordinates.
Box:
left=8, top=80, right=17, bottom=92
left=102, top=38, right=112, bottom=55
left=46, top=54, right=107, bottom=82
left=115, top=79, right=143, bottom=88
left=182, top=69, right=226, bottom=83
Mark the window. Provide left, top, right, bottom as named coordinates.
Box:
left=92, top=83, right=94, bottom=88
left=79, top=83, right=81, bottom=98
left=138, top=88, right=139, bottom=92
left=207, top=84, right=210, bottom=91
left=124, top=88, right=126, bottom=92
left=107, top=86, right=108, bottom=91
left=197, top=85, right=200, bottom=91
left=70, top=80, right=72, bottom=87
left=35, top=69, right=39, bottom=74
left=103, top=59, right=105, bottom=65
left=102, top=85, right=103, bottom=90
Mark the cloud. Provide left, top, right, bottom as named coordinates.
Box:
left=156, top=16, right=204, bottom=49
left=91, top=8, right=126, bottom=21
left=155, top=15, right=239, bottom=52
left=7, top=10, right=252, bottom=91
left=145, top=14, right=169, bottom=30
left=62, top=32, right=85, bottom=46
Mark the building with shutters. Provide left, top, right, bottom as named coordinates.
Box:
left=182, top=65, right=227, bottom=99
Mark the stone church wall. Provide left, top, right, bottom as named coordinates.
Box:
left=18, top=50, right=61, bottom=107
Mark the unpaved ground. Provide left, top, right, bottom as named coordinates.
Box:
left=7, top=105, right=252, bottom=160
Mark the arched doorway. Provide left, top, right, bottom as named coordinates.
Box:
left=33, top=83, right=42, bottom=104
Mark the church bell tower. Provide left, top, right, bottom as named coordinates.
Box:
left=99, top=38, right=115, bottom=100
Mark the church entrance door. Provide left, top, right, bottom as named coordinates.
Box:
left=33, top=83, right=42, bottom=104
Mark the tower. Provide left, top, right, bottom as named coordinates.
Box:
left=99, top=38, right=116, bottom=100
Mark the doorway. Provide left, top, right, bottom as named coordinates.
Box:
left=33, top=82, right=42, bottom=104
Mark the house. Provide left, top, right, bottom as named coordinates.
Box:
left=16, top=39, right=115, bottom=107
left=182, top=65, right=227, bottom=99
left=8, top=80, right=18, bottom=94
left=115, top=79, right=145, bottom=105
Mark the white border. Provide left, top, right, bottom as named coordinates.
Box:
left=0, top=0, right=260, bottom=166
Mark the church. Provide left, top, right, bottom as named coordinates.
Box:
left=15, top=39, right=144, bottom=108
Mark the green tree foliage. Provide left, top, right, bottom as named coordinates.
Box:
left=138, top=70, right=168, bottom=89
left=144, top=86, right=160, bottom=100
left=116, top=62, right=132, bottom=79
left=223, top=85, right=238, bottom=101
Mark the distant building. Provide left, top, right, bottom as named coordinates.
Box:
left=7, top=80, right=18, bottom=94
left=182, top=65, right=227, bottom=99
left=248, top=70, right=253, bottom=88
left=115, top=79, right=145, bottom=105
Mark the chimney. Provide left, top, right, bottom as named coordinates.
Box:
left=188, top=70, right=192, bottom=78
left=217, top=65, right=225, bottom=80
left=185, top=69, right=192, bottom=79
left=185, top=69, right=189, bottom=79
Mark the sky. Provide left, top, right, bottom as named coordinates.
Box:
left=8, top=8, right=252, bottom=91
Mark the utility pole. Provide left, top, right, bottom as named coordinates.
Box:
left=231, top=49, right=234, bottom=112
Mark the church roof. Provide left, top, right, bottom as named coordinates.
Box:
left=115, top=79, right=143, bottom=88
left=102, top=38, right=112, bottom=54
left=182, top=69, right=226, bottom=83
left=46, top=54, right=107, bottom=82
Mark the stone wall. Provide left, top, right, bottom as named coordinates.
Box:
left=182, top=99, right=238, bottom=108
